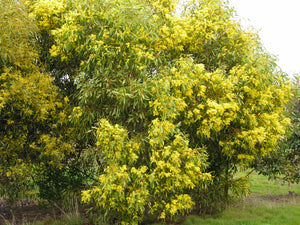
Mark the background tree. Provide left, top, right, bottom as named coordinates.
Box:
left=0, top=0, right=75, bottom=201
left=254, top=76, right=299, bottom=184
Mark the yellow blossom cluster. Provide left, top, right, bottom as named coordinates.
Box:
left=149, top=54, right=291, bottom=170
left=0, top=66, right=72, bottom=182
left=82, top=117, right=211, bottom=223
left=0, top=0, right=72, bottom=190
left=28, top=0, right=66, bottom=29
left=0, top=0, right=37, bottom=70
left=82, top=119, right=148, bottom=224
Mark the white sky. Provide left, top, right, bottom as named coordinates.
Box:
left=230, top=0, right=300, bottom=77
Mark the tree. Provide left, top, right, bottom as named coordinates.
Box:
left=26, top=0, right=292, bottom=223
left=254, top=76, right=299, bottom=184
left=0, top=0, right=36, bottom=70
left=0, top=0, right=73, bottom=201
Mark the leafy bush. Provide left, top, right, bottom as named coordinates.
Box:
left=254, top=77, right=300, bottom=184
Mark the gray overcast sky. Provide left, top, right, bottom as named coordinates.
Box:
left=230, top=0, right=300, bottom=77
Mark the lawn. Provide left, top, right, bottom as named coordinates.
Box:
left=181, top=171, right=300, bottom=225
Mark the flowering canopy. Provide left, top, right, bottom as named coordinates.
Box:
left=1, top=0, right=292, bottom=222
left=0, top=0, right=72, bottom=199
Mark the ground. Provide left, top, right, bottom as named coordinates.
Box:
left=1, top=193, right=299, bottom=225
left=0, top=198, right=90, bottom=225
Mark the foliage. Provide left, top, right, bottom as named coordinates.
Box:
left=1, top=0, right=293, bottom=223
left=0, top=0, right=37, bottom=70
left=0, top=0, right=74, bottom=201
left=254, top=76, right=300, bottom=184
left=81, top=118, right=210, bottom=224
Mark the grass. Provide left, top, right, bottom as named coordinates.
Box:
left=181, top=171, right=300, bottom=225
left=46, top=213, right=83, bottom=225
left=182, top=203, right=300, bottom=225
left=247, top=172, right=300, bottom=196
left=182, top=204, right=300, bottom=225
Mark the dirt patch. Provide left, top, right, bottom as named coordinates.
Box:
left=0, top=199, right=62, bottom=225
left=1, top=205, right=58, bottom=224
left=236, top=191, right=300, bottom=209
left=248, top=192, right=299, bottom=202
left=0, top=198, right=91, bottom=225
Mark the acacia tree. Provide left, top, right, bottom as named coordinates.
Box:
left=0, top=0, right=74, bottom=201
left=254, top=76, right=299, bottom=184
left=26, top=0, right=292, bottom=223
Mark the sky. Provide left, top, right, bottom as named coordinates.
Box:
left=230, top=0, right=300, bottom=77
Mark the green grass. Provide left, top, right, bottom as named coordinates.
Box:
left=182, top=204, right=300, bottom=225
left=246, top=172, right=300, bottom=196
left=49, top=214, right=83, bottom=225
left=181, top=172, right=300, bottom=225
